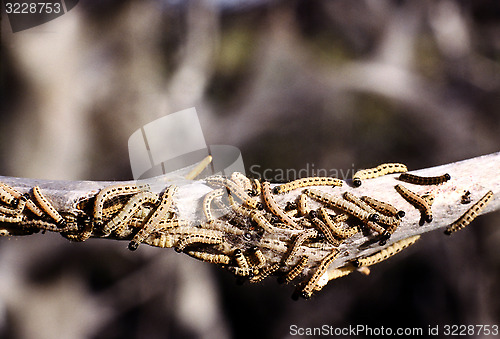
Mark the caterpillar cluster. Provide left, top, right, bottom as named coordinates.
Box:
left=0, top=159, right=493, bottom=300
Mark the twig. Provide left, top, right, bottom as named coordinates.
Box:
left=1, top=152, right=498, bottom=298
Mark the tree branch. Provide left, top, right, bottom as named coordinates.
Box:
left=1, top=152, right=498, bottom=298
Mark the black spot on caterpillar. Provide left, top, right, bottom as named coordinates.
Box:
left=398, top=173, right=451, bottom=185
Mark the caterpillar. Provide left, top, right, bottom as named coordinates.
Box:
left=0, top=182, right=44, bottom=217
left=273, top=177, right=342, bottom=195
left=364, top=221, right=388, bottom=237
left=251, top=179, right=261, bottom=197
left=230, top=249, right=252, bottom=277
left=309, top=211, right=342, bottom=246
left=343, top=191, right=377, bottom=213
left=344, top=192, right=399, bottom=226
left=283, top=228, right=318, bottom=266
left=262, top=181, right=301, bottom=229
left=0, top=214, right=23, bottom=223
left=395, top=184, right=433, bottom=223
left=283, top=256, right=308, bottom=283
left=284, top=201, right=298, bottom=212
left=72, top=217, right=94, bottom=242
left=0, top=182, right=18, bottom=205
left=0, top=195, right=27, bottom=216
left=129, top=185, right=178, bottom=251
left=444, top=190, right=493, bottom=235
left=285, top=208, right=298, bottom=218
left=352, top=163, right=407, bottom=187
left=204, top=219, right=245, bottom=236
left=323, top=265, right=355, bottom=283
left=421, top=193, right=435, bottom=206
left=344, top=192, right=399, bottom=237
left=185, top=155, right=213, bottom=180
left=301, top=250, right=339, bottom=299
left=203, top=188, right=224, bottom=222
left=186, top=250, right=231, bottom=265
left=356, top=266, right=371, bottom=276
left=230, top=202, right=278, bottom=233
left=205, top=176, right=263, bottom=210
left=361, top=196, right=405, bottom=218
left=231, top=172, right=253, bottom=193
left=94, top=183, right=145, bottom=226
left=175, top=234, right=224, bottom=253
left=343, top=192, right=398, bottom=230
left=101, top=198, right=129, bottom=220
left=398, top=172, right=451, bottom=185
left=101, top=191, right=158, bottom=236
left=297, top=194, right=312, bottom=216
left=317, top=207, right=358, bottom=239
left=144, top=227, right=222, bottom=249
left=353, top=235, right=421, bottom=268
left=203, top=219, right=245, bottom=236
left=251, top=247, right=266, bottom=269
left=32, top=186, right=66, bottom=226
left=249, top=263, right=280, bottom=283
left=18, top=219, right=76, bottom=233
left=304, top=189, right=379, bottom=223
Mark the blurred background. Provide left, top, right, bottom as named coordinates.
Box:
left=1, top=0, right=500, bottom=338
